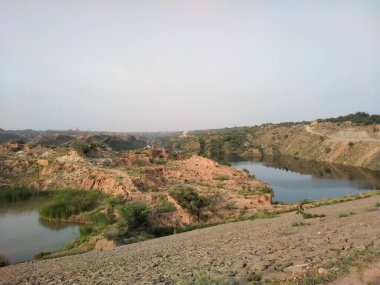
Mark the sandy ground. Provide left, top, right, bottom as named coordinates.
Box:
left=329, top=260, right=380, bottom=285
left=0, top=196, right=379, bottom=285
left=305, top=125, right=380, bottom=142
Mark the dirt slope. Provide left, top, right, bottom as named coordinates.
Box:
left=1, top=196, right=379, bottom=285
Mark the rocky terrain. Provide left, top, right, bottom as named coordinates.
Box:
left=0, top=141, right=273, bottom=227
left=0, top=195, right=379, bottom=284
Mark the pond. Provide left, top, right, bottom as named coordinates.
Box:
left=231, top=156, right=380, bottom=203
left=0, top=198, right=79, bottom=264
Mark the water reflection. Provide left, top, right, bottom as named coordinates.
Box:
left=231, top=156, right=380, bottom=203
left=0, top=198, right=79, bottom=264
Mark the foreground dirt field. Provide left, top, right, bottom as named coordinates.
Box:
left=1, top=196, right=379, bottom=285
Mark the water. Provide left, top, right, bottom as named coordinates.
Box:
left=231, top=156, right=380, bottom=203
left=0, top=198, right=79, bottom=264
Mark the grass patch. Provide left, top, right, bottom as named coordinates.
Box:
left=0, top=187, right=51, bottom=204
left=250, top=209, right=279, bottom=219
left=156, top=201, right=177, bottom=213
left=300, top=212, right=326, bottom=219
left=214, top=175, right=230, bottom=181
left=311, top=190, right=380, bottom=208
left=39, top=189, right=107, bottom=220
left=292, top=245, right=380, bottom=285
left=291, top=221, right=310, bottom=227
left=338, top=211, right=355, bottom=218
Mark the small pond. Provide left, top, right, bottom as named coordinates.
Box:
left=0, top=198, right=79, bottom=264
left=231, top=156, right=380, bottom=203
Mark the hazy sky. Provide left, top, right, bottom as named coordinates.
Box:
left=1, top=0, right=379, bottom=132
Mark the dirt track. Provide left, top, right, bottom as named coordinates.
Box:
left=1, top=196, right=379, bottom=285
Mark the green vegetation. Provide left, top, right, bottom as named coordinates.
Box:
left=39, top=189, right=106, bottom=220
left=170, top=187, right=210, bottom=216
left=119, top=201, right=150, bottom=229
left=214, top=175, right=230, bottom=181
left=299, top=212, right=326, bottom=219
left=296, top=200, right=325, bottom=219
left=251, top=209, right=279, bottom=219
left=338, top=211, right=355, bottom=218
left=294, top=245, right=380, bottom=285
left=72, top=142, right=92, bottom=156
left=322, top=112, right=380, bottom=125
left=156, top=201, right=177, bottom=213
left=238, top=185, right=273, bottom=197
left=324, top=147, right=332, bottom=153
left=291, top=221, right=310, bottom=227
left=348, top=141, right=354, bottom=147
left=0, top=187, right=51, bottom=204
left=0, top=255, right=9, bottom=267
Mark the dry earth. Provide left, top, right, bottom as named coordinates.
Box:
left=306, top=124, right=380, bottom=142
left=1, top=196, right=379, bottom=285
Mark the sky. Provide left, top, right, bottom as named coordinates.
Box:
left=0, top=0, right=379, bottom=132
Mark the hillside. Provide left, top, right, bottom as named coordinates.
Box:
left=154, top=120, right=380, bottom=171
left=0, top=141, right=277, bottom=258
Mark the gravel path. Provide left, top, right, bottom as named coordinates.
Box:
left=1, top=196, right=380, bottom=285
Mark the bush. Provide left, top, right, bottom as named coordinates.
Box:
left=348, top=141, right=354, bottom=147
left=214, top=175, right=229, bottom=181
left=39, top=189, right=106, bottom=220
left=0, top=255, right=9, bottom=267
left=325, top=147, right=332, bottom=153
left=339, top=211, right=355, bottom=218
left=119, top=201, right=150, bottom=228
left=170, top=188, right=209, bottom=216
left=292, top=221, right=310, bottom=227
left=72, top=142, right=91, bottom=156
left=156, top=202, right=177, bottom=213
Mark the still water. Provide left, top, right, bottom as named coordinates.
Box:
left=0, top=198, right=79, bottom=264
left=231, top=156, right=380, bottom=203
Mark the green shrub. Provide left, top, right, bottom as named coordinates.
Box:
left=301, top=212, right=326, bottom=219
left=325, top=147, right=332, bottom=153
left=39, top=189, right=106, bottom=220
left=339, top=211, right=355, bottom=218
left=156, top=201, right=177, bottom=213
left=214, top=175, right=229, bottom=181
left=292, top=221, right=310, bottom=227
left=170, top=187, right=209, bottom=216
left=0, top=255, right=9, bottom=267
left=258, top=186, right=274, bottom=195
left=119, top=201, right=150, bottom=228
left=72, top=142, right=91, bottom=156
left=348, top=141, right=354, bottom=147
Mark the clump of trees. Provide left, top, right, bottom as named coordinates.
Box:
left=323, top=112, right=380, bottom=125
left=170, top=187, right=209, bottom=216
left=119, top=201, right=150, bottom=228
